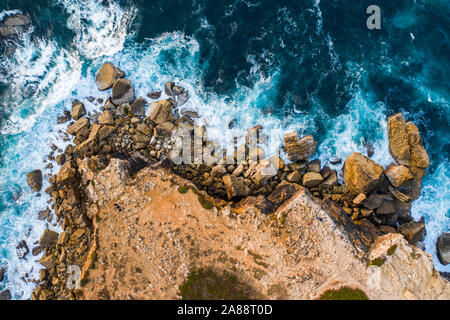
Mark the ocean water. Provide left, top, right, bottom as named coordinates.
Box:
left=0, top=0, right=448, bottom=299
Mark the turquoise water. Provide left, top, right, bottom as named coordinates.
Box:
left=0, top=0, right=449, bottom=299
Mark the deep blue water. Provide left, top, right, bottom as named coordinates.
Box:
left=0, top=0, right=449, bottom=299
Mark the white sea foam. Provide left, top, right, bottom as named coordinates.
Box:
left=0, top=9, right=23, bottom=21
left=57, top=0, right=137, bottom=59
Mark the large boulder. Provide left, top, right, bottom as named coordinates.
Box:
left=387, top=113, right=429, bottom=168
left=384, top=164, right=413, bottom=188
left=284, top=133, right=316, bottom=162
left=250, top=160, right=277, bottom=186
left=95, top=63, right=125, bottom=91
left=130, top=97, right=146, bottom=116
left=343, top=152, right=383, bottom=195
left=111, top=79, right=135, bottom=105
left=67, top=117, right=90, bottom=136
left=146, top=100, right=175, bottom=124
left=0, top=14, right=31, bottom=38
left=436, top=233, right=450, bottom=266
left=302, top=172, right=323, bottom=188
left=26, top=170, right=42, bottom=192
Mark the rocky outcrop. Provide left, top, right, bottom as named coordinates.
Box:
left=95, top=63, right=125, bottom=91
left=77, top=163, right=449, bottom=300
left=436, top=233, right=450, bottom=266
left=384, top=164, right=413, bottom=188
left=26, top=170, right=42, bottom=192
left=343, top=152, right=383, bottom=196
left=0, top=14, right=31, bottom=38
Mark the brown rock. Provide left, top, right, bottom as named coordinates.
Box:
left=223, top=175, right=250, bottom=199
left=250, top=160, right=277, bottom=186
left=398, top=221, right=426, bottom=245
left=436, top=233, right=450, bottom=266
left=267, top=182, right=301, bottom=208
left=322, top=170, right=339, bottom=188
left=67, top=117, right=90, bottom=136
left=111, top=78, right=135, bottom=105
left=95, top=63, right=124, bottom=91
left=130, top=96, right=146, bottom=116
left=146, top=100, right=176, bottom=124
left=307, top=160, right=321, bottom=173
left=0, top=290, right=11, bottom=300
left=343, top=152, right=383, bottom=195
left=362, top=193, right=384, bottom=210
left=56, top=161, right=77, bottom=186
left=388, top=113, right=411, bottom=165
left=284, top=133, right=316, bottom=162
left=147, top=91, right=162, bottom=99
left=155, top=121, right=176, bottom=137
left=39, top=254, right=56, bottom=269
left=406, top=122, right=429, bottom=168
left=211, top=165, right=227, bottom=178
left=375, top=196, right=396, bottom=215
left=26, top=170, right=42, bottom=192
left=39, top=229, right=59, bottom=249
left=55, top=154, right=66, bottom=166
left=0, top=14, right=31, bottom=38
left=98, top=110, right=114, bottom=125
left=353, top=193, right=366, bottom=205
left=384, top=164, right=413, bottom=188
left=302, top=172, right=323, bottom=187
left=286, top=170, right=301, bottom=183
left=71, top=101, right=86, bottom=120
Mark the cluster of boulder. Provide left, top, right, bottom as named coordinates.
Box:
left=23, top=63, right=449, bottom=299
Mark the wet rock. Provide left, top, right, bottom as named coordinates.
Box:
left=172, top=85, right=185, bottom=95
left=26, top=170, right=42, bottom=192
left=71, top=100, right=86, bottom=120
left=146, top=100, right=176, bottom=124
left=302, top=172, right=323, bottom=188
left=112, top=78, right=135, bottom=105
left=32, top=246, right=42, bottom=256
left=0, top=266, right=6, bottom=282
left=181, top=110, right=200, bottom=119
left=384, top=164, right=413, bottom=188
left=284, top=133, right=316, bottom=162
left=164, top=82, right=175, bottom=97
left=55, top=154, right=66, bottom=166
left=39, top=229, right=58, bottom=249
left=398, top=220, right=426, bottom=245
left=0, top=290, right=11, bottom=300
left=16, top=240, right=29, bottom=259
left=436, top=233, right=450, bottom=266
left=96, top=62, right=125, bottom=91
left=130, top=96, right=146, bottom=116
left=223, top=175, right=250, bottom=199
left=0, top=14, right=31, bottom=38
left=147, top=91, right=162, bottom=99
left=329, top=157, right=342, bottom=165
left=38, top=209, right=50, bottom=221
left=177, top=90, right=189, bottom=106
left=343, top=152, right=383, bottom=196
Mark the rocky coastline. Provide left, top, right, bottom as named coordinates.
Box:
left=2, top=62, right=448, bottom=300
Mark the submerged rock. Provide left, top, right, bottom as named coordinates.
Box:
left=16, top=240, right=29, bottom=259
left=147, top=91, right=162, bottom=99
left=436, top=233, right=450, bottom=266
left=26, top=170, right=42, bottom=192
left=343, top=152, right=383, bottom=196
left=0, top=14, right=31, bottom=38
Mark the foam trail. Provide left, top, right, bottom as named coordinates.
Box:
left=57, top=0, right=137, bottom=59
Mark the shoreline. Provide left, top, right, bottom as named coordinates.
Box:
left=2, top=62, right=448, bottom=299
